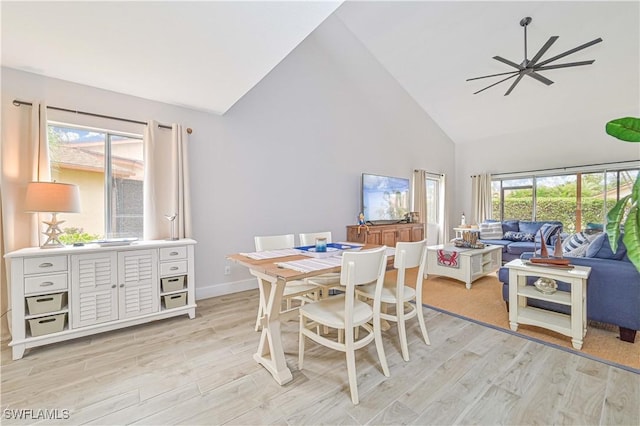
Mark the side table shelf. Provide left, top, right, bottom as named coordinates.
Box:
left=505, top=259, right=591, bottom=350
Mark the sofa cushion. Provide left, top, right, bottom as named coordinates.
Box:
left=479, top=222, right=503, bottom=239
left=585, top=233, right=627, bottom=260
left=503, top=231, right=535, bottom=242
left=506, top=241, right=538, bottom=256
left=518, top=221, right=544, bottom=234
left=535, top=223, right=562, bottom=244
left=479, top=239, right=511, bottom=253
left=502, top=220, right=520, bottom=233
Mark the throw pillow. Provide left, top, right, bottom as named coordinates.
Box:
left=585, top=232, right=627, bottom=260
left=564, top=242, right=592, bottom=258
left=562, top=232, right=598, bottom=254
left=479, top=222, right=503, bottom=240
left=503, top=231, right=535, bottom=242
left=535, top=223, right=562, bottom=244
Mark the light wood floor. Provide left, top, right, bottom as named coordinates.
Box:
left=1, top=289, right=638, bottom=425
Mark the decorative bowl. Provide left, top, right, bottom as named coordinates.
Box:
left=534, top=277, right=558, bottom=294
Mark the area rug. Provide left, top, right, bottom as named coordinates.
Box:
left=397, top=269, right=639, bottom=372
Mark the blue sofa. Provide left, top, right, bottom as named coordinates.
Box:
left=498, top=233, right=640, bottom=343
left=479, top=220, right=564, bottom=263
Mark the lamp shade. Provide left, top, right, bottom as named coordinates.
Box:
left=24, top=182, right=81, bottom=213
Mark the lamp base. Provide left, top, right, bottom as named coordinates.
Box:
left=40, top=213, right=66, bottom=249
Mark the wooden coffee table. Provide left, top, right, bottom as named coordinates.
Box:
left=425, top=244, right=502, bottom=289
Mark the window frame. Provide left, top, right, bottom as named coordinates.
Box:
left=47, top=121, right=144, bottom=240
left=490, top=163, right=639, bottom=232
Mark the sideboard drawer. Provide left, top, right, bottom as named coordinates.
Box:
left=159, top=246, right=187, bottom=261
left=160, top=260, right=187, bottom=277
left=24, top=273, right=68, bottom=295
left=24, top=256, right=67, bottom=275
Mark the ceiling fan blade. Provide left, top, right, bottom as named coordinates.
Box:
left=473, top=73, right=520, bottom=95
left=504, top=74, right=525, bottom=96
left=526, top=71, right=554, bottom=86
left=466, top=70, right=520, bottom=82
left=528, top=36, right=559, bottom=66
left=536, top=38, right=603, bottom=67
left=535, top=60, right=595, bottom=71
left=493, top=56, right=523, bottom=70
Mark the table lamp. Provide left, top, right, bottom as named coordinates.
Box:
left=24, top=181, right=81, bottom=248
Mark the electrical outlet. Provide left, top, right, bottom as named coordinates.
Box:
left=224, top=265, right=231, bottom=275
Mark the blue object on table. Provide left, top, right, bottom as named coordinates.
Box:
left=315, top=238, right=327, bottom=252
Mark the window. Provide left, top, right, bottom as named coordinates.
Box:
left=425, top=177, right=440, bottom=224
left=492, top=178, right=533, bottom=221
left=491, top=165, right=639, bottom=233
left=48, top=123, right=144, bottom=242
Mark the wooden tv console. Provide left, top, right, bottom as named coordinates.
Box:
left=346, top=223, right=424, bottom=247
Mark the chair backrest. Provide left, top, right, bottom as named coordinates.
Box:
left=299, top=231, right=332, bottom=246
left=254, top=234, right=295, bottom=251
left=340, top=246, right=387, bottom=328
left=394, top=239, right=427, bottom=289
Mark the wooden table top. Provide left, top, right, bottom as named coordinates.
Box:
left=227, top=244, right=388, bottom=282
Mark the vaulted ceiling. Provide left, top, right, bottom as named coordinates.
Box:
left=3, top=1, right=638, bottom=145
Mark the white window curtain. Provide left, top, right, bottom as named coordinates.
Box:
left=143, top=121, right=192, bottom=240
left=439, top=174, right=449, bottom=244
left=1, top=101, right=51, bottom=335
left=412, top=169, right=427, bottom=239
left=472, top=173, right=493, bottom=225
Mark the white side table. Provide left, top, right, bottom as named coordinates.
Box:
left=505, top=259, right=591, bottom=349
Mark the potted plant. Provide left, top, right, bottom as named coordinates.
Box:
left=605, top=117, right=640, bottom=272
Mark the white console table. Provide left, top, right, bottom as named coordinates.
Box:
left=5, top=239, right=197, bottom=360
left=505, top=259, right=591, bottom=350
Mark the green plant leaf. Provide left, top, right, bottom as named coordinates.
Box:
left=623, top=205, right=640, bottom=272
left=633, top=171, right=640, bottom=205
left=606, top=194, right=630, bottom=251
left=605, top=117, right=640, bottom=142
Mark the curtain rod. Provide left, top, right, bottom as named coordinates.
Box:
left=414, top=169, right=444, bottom=176
left=470, top=160, right=639, bottom=178
left=12, top=99, right=193, bottom=134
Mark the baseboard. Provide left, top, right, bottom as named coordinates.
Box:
left=195, top=278, right=257, bottom=300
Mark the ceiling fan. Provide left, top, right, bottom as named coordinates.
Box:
left=467, top=17, right=603, bottom=96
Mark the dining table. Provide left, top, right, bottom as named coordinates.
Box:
left=227, top=243, right=391, bottom=385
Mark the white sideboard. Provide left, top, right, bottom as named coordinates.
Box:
left=6, top=239, right=197, bottom=360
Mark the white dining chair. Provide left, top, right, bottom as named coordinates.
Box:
left=355, top=239, right=430, bottom=361
left=298, top=246, right=390, bottom=405
left=298, top=231, right=341, bottom=298
left=253, top=234, right=320, bottom=331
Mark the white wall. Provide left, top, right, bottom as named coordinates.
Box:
left=1, top=14, right=455, bottom=300
left=454, top=114, right=640, bottom=225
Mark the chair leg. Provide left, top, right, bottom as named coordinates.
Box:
left=416, top=302, right=431, bottom=346
left=373, top=312, right=390, bottom=377
left=299, top=315, right=306, bottom=370
left=397, top=301, right=410, bottom=362
left=345, top=330, right=359, bottom=405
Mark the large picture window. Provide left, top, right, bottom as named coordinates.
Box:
left=48, top=123, right=144, bottom=242
left=492, top=165, right=638, bottom=233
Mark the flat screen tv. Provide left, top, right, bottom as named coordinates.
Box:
left=361, top=173, right=410, bottom=224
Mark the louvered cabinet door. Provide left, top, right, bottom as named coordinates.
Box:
left=118, top=249, right=159, bottom=319
left=71, top=252, right=118, bottom=328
